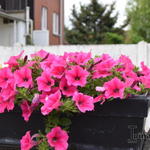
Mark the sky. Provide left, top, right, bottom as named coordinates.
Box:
left=64, top=0, right=128, bottom=28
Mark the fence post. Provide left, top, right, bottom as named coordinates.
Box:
left=137, top=41, right=148, bottom=66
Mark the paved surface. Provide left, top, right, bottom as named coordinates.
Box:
left=0, top=141, right=150, bottom=150
left=143, top=130, right=150, bottom=150
left=0, top=148, right=18, bottom=150
left=143, top=139, right=150, bottom=150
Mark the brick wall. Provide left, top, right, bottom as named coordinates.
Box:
left=34, top=0, right=64, bottom=45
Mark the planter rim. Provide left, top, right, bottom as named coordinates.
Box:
left=77, top=95, right=150, bottom=118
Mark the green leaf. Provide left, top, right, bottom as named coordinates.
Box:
left=60, top=99, right=79, bottom=113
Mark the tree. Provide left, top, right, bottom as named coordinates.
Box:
left=126, top=0, right=150, bottom=43
left=103, top=32, right=124, bottom=44
left=65, top=0, right=124, bottom=44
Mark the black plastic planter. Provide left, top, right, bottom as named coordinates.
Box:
left=69, top=96, right=150, bottom=150
left=0, top=108, right=45, bottom=149
left=0, top=96, right=149, bottom=150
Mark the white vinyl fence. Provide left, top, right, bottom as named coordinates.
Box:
left=0, top=41, right=150, bottom=67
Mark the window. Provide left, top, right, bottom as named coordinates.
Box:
left=53, top=13, right=59, bottom=35
left=41, top=7, right=48, bottom=30
left=5, top=0, right=26, bottom=11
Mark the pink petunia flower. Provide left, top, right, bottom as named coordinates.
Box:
left=139, top=62, right=150, bottom=88
left=123, top=76, right=141, bottom=91
left=24, top=61, right=36, bottom=68
left=36, top=69, right=55, bottom=92
left=123, top=70, right=138, bottom=79
left=39, top=87, right=59, bottom=103
left=20, top=100, right=32, bottom=122
left=41, top=90, right=61, bottom=115
left=46, top=126, right=69, bottom=150
left=124, top=77, right=135, bottom=87
left=60, top=77, right=77, bottom=97
left=96, top=86, right=105, bottom=92
left=93, top=58, right=116, bottom=79
left=94, top=94, right=106, bottom=104
left=50, top=65, right=66, bottom=79
left=64, top=52, right=91, bottom=65
left=40, top=54, right=56, bottom=70
left=72, top=92, right=94, bottom=113
left=140, top=61, right=150, bottom=76
left=140, top=75, right=150, bottom=88
left=5, top=97, right=15, bottom=112
left=94, top=54, right=113, bottom=63
left=30, top=49, right=49, bottom=58
left=20, top=131, right=35, bottom=150
left=5, top=50, right=24, bottom=68
left=65, top=66, right=89, bottom=87
left=133, top=85, right=141, bottom=91
left=0, top=95, right=5, bottom=113
left=1, top=82, right=16, bottom=101
left=117, top=55, right=135, bottom=72
left=14, top=67, right=33, bottom=88
left=104, top=77, right=125, bottom=99
left=0, top=96, right=15, bottom=113
left=54, top=56, right=66, bottom=66
left=0, top=67, right=14, bottom=88
left=31, top=94, right=40, bottom=110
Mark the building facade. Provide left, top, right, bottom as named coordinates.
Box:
left=0, top=0, right=64, bottom=46
left=34, top=0, right=64, bottom=45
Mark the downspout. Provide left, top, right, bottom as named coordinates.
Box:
left=29, top=19, right=33, bottom=40
left=60, top=0, right=64, bottom=45
left=26, top=6, right=34, bottom=44
left=13, top=20, right=17, bottom=45
left=26, top=6, right=30, bottom=35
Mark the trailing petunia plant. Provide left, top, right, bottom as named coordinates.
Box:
left=0, top=50, right=150, bottom=150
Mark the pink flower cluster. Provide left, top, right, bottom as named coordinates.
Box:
left=1, top=50, right=150, bottom=150
left=21, top=127, right=68, bottom=150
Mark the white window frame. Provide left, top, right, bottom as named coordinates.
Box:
left=41, top=7, right=48, bottom=30
left=53, top=13, right=59, bottom=36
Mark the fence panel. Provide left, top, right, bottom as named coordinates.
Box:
left=0, top=41, right=149, bottom=67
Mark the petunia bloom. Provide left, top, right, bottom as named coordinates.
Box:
left=93, top=58, right=116, bottom=78
left=30, top=49, right=49, bottom=59
left=64, top=52, right=91, bottom=65
left=41, top=90, right=61, bottom=115
left=104, top=77, right=125, bottom=99
left=5, top=50, right=24, bottom=68
left=1, top=82, right=16, bottom=101
left=140, top=75, right=150, bottom=88
left=39, top=87, right=59, bottom=104
left=94, top=54, right=113, bottom=63
left=14, top=67, right=33, bottom=88
left=59, top=77, right=77, bottom=97
left=31, top=94, right=40, bottom=110
left=0, top=67, right=14, bottom=88
left=46, top=126, right=69, bottom=150
left=0, top=96, right=15, bottom=113
left=50, top=65, right=66, bottom=79
left=117, top=55, right=135, bottom=72
left=36, top=69, right=54, bottom=92
left=96, top=86, right=105, bottom=92
left=20, top=100, right=32, bottom=122
left=94, top=94, right=106, bottom=104
left=40, top=54, right=56, bottom=70
left=72, top=92, right=94, bottom=113
left=65, top=66, right=89, bottom=87
left=140, top=61, right=150, bottom=76
left=20, top=131, right=35, bottom=150
left=139, top=62, right=150, bottom=88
